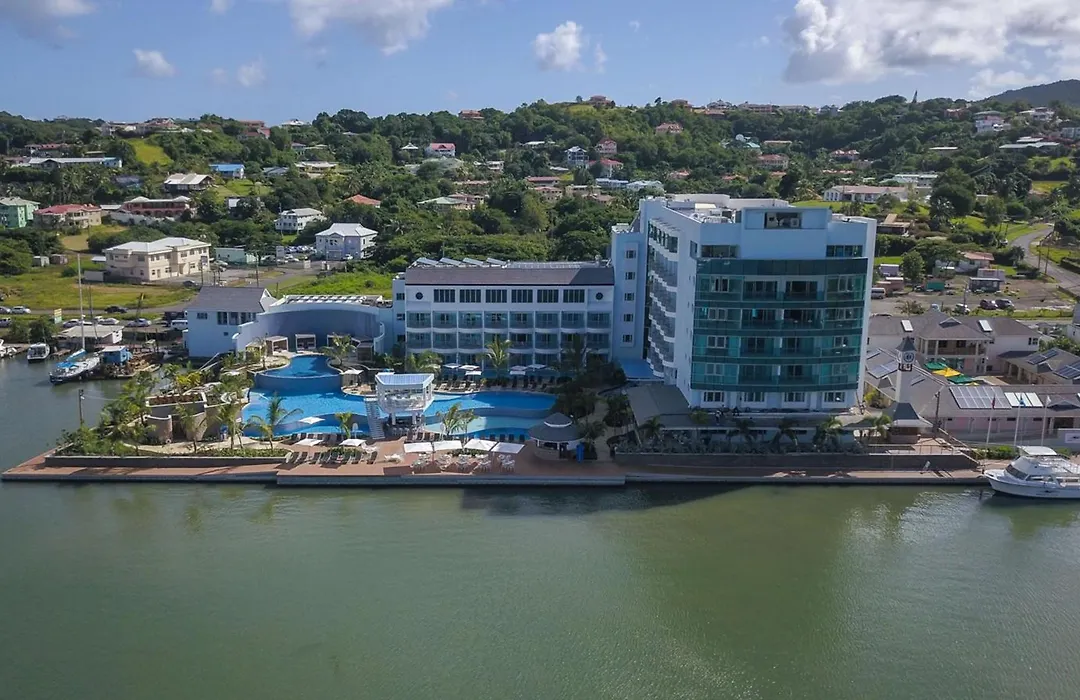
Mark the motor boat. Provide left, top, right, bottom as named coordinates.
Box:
left=49, top=350, right=101, bottom=384
left=26, top=343, right=51, bottom=363
left=985, top=446, right=1080, bottom=499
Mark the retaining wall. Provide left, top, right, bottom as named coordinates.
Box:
left=613, top=452, right=978, bottom=471
left=43, top=455, right=285, bottom=468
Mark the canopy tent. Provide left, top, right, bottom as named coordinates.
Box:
left=459, top=364, right=480, bottom=371
left=404, top=442, right=434, bottom=454
left=509, top=369, right=527, bottom=376
left=340, top=438, right=364, bottom=447
left=492, top=442, right=524, bottom=454
left=924, top=361, right=948, bottom=371
left=296, top=416, right=322, bottom=425
left=443, top=363, right=461, bottom=370
left=465, top=370, right=482, bottom=377
left=510, top=365, right=527, bottom=372
left=432, top=440, right=463, bottom=452
left=948, top=374, right=978, bottom=384
left=295, top=437, right=324, bottom=446
left=464, top=438, right=497, bottom=452
left=932, top=367, right=962, bottom=378
left=526, top=364, right=547, bottom=371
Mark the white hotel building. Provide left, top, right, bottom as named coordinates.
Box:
left=629, top=195, right=877, bottom=411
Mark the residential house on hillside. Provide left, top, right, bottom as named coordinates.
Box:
left=667, top=169, right=691, bottom=180
left=823, top=185, right=909, bottom=203
left=425, top=143, right=456, bottom=158
left=655, top=122, right=684, bottom=135
left=1017, top=107, right=1055, bottom=123
left=596, top=138, right=618, bottom=156
left=399, top=143, right=421, bottom=157
left=184, top=286, right=276, bottom=359
left=526, top=176, right=562, bottom=187
left=565, top=146, right=589, bottom=167
left=210, top=163, right=245, bottom=180
left=1059, top=125, right=1080, bottom=140
left=315, top=223, right=378, bottom=260
left=944, top=107, right=967, bottom=119
left=105, top=237, right=212, bottom=282
left=275, top=208, right=325, bottom=233
left=345, top=194, right=382, bottom=208
left=297, top=161, right=337, bottom=176
left=26, top=143, right=71, bottom=157
left=757, top=154, right=789, bottom=170
left=591, top=158, right=623, bottom=178
left=163, top=173, right=212, bottom=193
left=0, top=197, right=38, bottom=228
left=262, top=166, right=289, bottom=177
left=588, top=95, right=614, bottom=107
left=830, top=149, right=860, bottom=161
left=669, top=99, right=691, bottom=108
left=418, top=195, right=476, bottom=212
left=23, top=156, right=121, bottom=169
left=121, top=196, right=194, bottom=219
left=34, top=204, right=102, bottom=229
left=974, top=110, right=1007, bottom=135
left=458, top=110, right=483, bottom=121
left=533, top=186, right=563, bottom=203
left=114, top=175, right=144, bottom=190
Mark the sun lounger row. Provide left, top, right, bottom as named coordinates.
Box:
left=282, top=450, right=379, bottom=466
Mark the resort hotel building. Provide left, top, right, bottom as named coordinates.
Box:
left=183, top=194, right=876, bottom=414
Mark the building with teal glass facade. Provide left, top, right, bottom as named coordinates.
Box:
left=634, top=194, right=877, bottom=412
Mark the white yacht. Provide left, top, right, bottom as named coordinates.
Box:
left=985, top=446, right=1080, bottom=499
left=49, top=350, right=101, bottom=384
left=26, top=343, right=51, bottom=363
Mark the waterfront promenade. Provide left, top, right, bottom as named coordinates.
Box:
left=2, top=438, right=987, bottom=487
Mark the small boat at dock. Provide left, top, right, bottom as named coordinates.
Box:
left=985, top=446, right=1080, bottom=499
left=26, top=343, right=51, bottom=363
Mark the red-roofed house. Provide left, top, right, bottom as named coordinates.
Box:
left=830, top=149, right=861, bottom=161
left=589, top=158, right=623, bottom=178
left=526, top=176, right=563, bottom=187
left=668, top=169, right=691, bottom=180
left=458, top=110, right=484, bottom=121
left=757, top=154, right=790, bottom=170
left=346, top=194, right=382, bottom=208
left=425, top=143, right=456, bottom=158
left=596, top=138, right=618, bottom=156
left=35, top=204, right=103, bottom=229
left=655, top=122, right=684, bottom=135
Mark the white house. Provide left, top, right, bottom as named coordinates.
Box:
left=163, top=173, right=212, bottom=193
left=314, top=223, right=378, bottom=261
left=596, top=138, right=618, bottom=156
left=565, top=146, right=589, bottom=167
left=974, top=110, right=1007, bottom=135
left=209, top=163, right=245, bottom=180
left=184, top=286, right=276, bottom=359
left=424, top=143, right=456, bottom=158
left=274, top=208, right=325, bottom=233
left=823, top=185, right=910, bottom=203
left=887, top=173, right=938, bottom=187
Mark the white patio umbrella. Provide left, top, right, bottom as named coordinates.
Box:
left=432, top=440, right=463, bottom=452
left=492, top=442, right=524, bottom=454
left=340, top=438, right=364, bottom=447
left=297, top=416, right=322, bottom=425
left=459, top=364, right=480, bottom=371
left=464, top=438, right=497, bottom=452
left=404, top=442, right=434, bottom=454
left=443, top=363, right=462, bottom=370
left=465, top=370, right=482, bottom=377
left=526, top=364, right=547, bottom=370
left=510, top=365, right=527, bottom=372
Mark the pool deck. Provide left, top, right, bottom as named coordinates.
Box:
left=2, top=439, right=988, bottom=488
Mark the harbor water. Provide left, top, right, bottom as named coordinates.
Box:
left=3, top=359, right=1080, bottom=699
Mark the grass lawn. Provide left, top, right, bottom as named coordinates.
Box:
left=131, top=138, right=171, bottom=166
left=1031, top=180, right=1065, bottom=194
left=1036, top=245, right=1075, bottom=264
left=875, top=256, right=903, bottom=265
left=793, top=200, right=845, bottom=211
left=275, top=270, right=394, bottom=298
left=0, top=267, right=195, bottom=311
left=1004, top=223, right=1042, bottom=241
left=217, top=179, right=271, bottom=197
left=60, top=224, right=127, bottom=254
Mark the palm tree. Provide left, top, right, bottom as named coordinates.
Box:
left=162, top=363, right=182, bottom=393
left=734, top=418, right=756, bottom=444
left=322, top=335, right=354, bottom=368
left=577, top=419, right=606, bottom=445
left=813, top=416, right=844, bottom=451
left=868, top=414, right=893, bottom=445
left=485, top=336, right=510, bottom=380
left=559, top=335, right=587, bottom=378
left=336, top=412, right=355, bottom=440
left=175, top=404, right=206, bottom=454
left=405, top=349, right=442, bottom=375
left=604, top=394, right=633, bottom=431
left=689, top=409, right=711, bottom=426
left=244, top=394, right=301, bottom=449
left=216, top=398, right=244, bottom=449
left=638, top=416, right=663, bottom=441
left=771, top=417, right=800, bottom=450
left=119, top=376, right=152, bottom=426
left=437, top=403, right=476, bottom=439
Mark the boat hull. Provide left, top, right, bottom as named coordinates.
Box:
left=27, top=355, right=50, bottom=364
left=986, top=471, right=1080, bottom=499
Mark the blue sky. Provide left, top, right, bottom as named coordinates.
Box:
left=0, top=0, right=1076, bottom=122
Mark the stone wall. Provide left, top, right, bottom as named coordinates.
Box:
left=612, top=452, right=978, bottom=471
left=44, top=455, right=283, bottom=468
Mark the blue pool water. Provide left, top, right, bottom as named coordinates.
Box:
left=271, top=415, right=538, bottom=440
left=260, top=355, right=336, bottom=379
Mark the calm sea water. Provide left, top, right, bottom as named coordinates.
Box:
left=3, top=360, right=1080, bottom=699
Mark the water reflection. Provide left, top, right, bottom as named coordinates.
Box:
left=459, top=485, right=747, bottom=516
left=982, top=494, right=1080, bottom=538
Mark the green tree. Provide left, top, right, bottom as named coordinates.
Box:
left=244, top=394, right=301, bottom=449
left=175, top=404, right=206, bottom=454
left=0, top=238, right=32, bottom=275
left=485, top=336, right=510, bottom=379
left=983, top=196, right=1006, bottom=228
left=404, top=349, right=441, bottom=374
left=813, top=416, right=844, bottom=451
left=216, top=398, right=244, bottom=449
left=321, top=335, right=354, bottom=367
left=900, top=250, right=926, bottom=283
left=637, top=416, right=663, bottom=441
left=336, top=411, right=355, bottom=440
left=771, top=417, right=800, bottom=450
left=436, top=402, right=476, bottom=439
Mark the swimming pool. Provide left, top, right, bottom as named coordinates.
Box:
left=254, top=355, right=341, bottom=394
left=270, top=415, right=539, bottom=440
left=261, top=355, right=337, bottom=379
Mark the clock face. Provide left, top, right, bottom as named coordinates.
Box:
left=901, top=351, right=916, bottom=364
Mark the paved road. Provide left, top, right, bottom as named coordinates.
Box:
left=1014, top=225, right=1080, bottom=293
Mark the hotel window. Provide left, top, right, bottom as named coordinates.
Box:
left=216, top=312, right=228, bottom=325
left=229, top=312, right=239, bottom=325
left=196, top=312, right=208, bottom=320
left=764, top=212, right=802, bottom=229
left=710, top=278, right=732, bottom=293
left=623, top=313, right=634, bottom=323
left=434, top=288, right=455, bottom=303
left=784, top=392, right=806, bottom=403
left=703, top=391, right=725, bottom=403
left=741, top=392, right=765, bottom=403
left=826, top=245, right=863, bottom=258
left=624, top=292, right=635, bottom=302
left=707, top=336, right=727, bottom=348
left=701, top=245, right=738, bottom=259
left=459, top=289, right=481, bottom=303
left=625, top=271, right=636, bottom=281
left=562, top=289, right=585, bottom=304
left=396, top=313, right=405, bottom=321
left=622, top=334, right=633, bottom=344
left=625, top=249, right=636, bottom=259
left=485, top=289, right=508, bottom=304
left=511, top=289, right=533, bottom=304
left=824, top=392, right=845, bottom=402
left=537, top=289, right=559, bottom=303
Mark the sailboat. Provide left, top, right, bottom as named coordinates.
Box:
left=50, top=255, right=100, bottom=383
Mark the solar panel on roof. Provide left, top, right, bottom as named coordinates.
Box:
left=1027, top=348, right=1060, bottom=365
left=868, top=360, right=898, bottom=379
left=1005, top=392, right=1044, bottom=408
left=1057, top=362, right=1080, bottom=380
left=951, top=384, right=1003, bottom=409
left=978, top=319, right=993, bottom=332
left=901, top=319, right=914, bottom=332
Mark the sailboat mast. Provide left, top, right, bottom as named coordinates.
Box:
left=87, top=285, right=94, bottom=353
left=77, top=254, right=85, bottom=351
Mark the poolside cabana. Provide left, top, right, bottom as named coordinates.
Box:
left=263, top=336, right=289, bottom=355
left=404, top=442, right=434, bottom=453
left=375, top=372, right=435, bottom=425
left=492, top=442, right=524, bottom=455
left=295, top=333, right=316, bottom=351
left=528, top=412, right=582, bottom=452
left=432, top=440, right=463, bottom=452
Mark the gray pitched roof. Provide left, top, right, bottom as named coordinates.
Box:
left=404, top=265, right=614, bottom=287
left=868, top=310, right=1036, bottom=341
left=185, top=286, right=273, bottom=313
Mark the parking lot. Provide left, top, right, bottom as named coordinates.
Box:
left=871, top=277, right=1074, bottom=316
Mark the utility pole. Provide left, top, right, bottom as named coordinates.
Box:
left=77, top=388, right=85, bottom=427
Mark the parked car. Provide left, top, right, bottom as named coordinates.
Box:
left=105, top=305, right=128, bottom=313
left=100, top=317, right=119, bottom=326
left=954, top=303, right=971, bottom=315
left=980, top=299, right=996, bottom=310
left=0, top=306, right=10, bottom=313
left=0, top=318, right=11, bottom=328
left=995, top=298, right=1015, bottom=310
left=11, top=306, right=30, bottom=314
left=126, top=318, right=152, bottom=327
left=183, top=280, right=199, bottom=288
left=62, top=319, right=81, bottom=328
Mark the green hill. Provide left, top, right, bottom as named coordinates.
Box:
left=989, top=79, right=1080, bottom=107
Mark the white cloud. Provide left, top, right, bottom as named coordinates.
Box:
left=133, top=49, right=176, bottom=79
left=628, top=19, right=640, bottom=32
left=0, top=0, right=93, bottom=38
left=210, top=0, right=230, bottom=13
left=533, top=21, right=586, bottom=72
left=969, top=68, right=1048, bottom=98
left=237, top=58, right=266, bottom=87
left=210, top=67, right=229, bottom=85
left=287, top=0, right=453, bottom=54
left=594, top=43, right=607, bottom=73
left=753, top=35, right=770, bottom=48
left=782, top=0, right=1080, bottom=83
